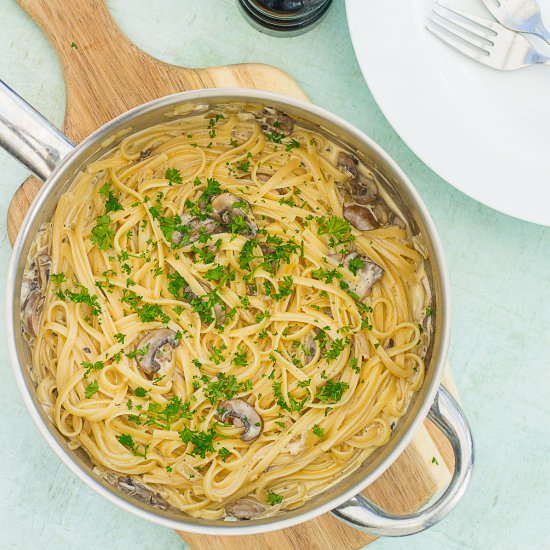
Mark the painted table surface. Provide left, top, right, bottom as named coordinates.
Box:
left=0, top=0, right=548, bottom=549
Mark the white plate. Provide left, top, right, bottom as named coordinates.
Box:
left=346, top=0, right=550, bottom=226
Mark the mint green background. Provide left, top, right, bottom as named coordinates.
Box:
left=0, top=1, right=548, bottom=548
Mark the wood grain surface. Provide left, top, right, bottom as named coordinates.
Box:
left=8, top=1, right=458, bottom=548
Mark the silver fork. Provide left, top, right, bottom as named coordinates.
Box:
left=480, top=0, right=550, bottom=43
left=427, top=1, right=550, bottom=70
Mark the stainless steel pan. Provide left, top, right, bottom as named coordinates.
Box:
left=1, top=80, right=474, bottom=537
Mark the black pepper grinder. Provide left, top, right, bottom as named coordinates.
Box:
left=238, top=0, right=333, bottom=36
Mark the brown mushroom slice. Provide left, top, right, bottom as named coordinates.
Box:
left=173, top=215, right=223, bottom=245
left=343, top=203, right=379, bottom=231
left=262, top=107, right=294, bottom=134
left=342, top=252, right=384, bottom=300
left=218, top=398, right=264, bottom=442
left=139, top=148, right=152, bottom=160
left=117, top=476, right=169, bottom=510
left=337, top=151, right=359, bottom=177
left=136, top=328, right=179, bottom=375
left=36, top=254, right=52, bottom=287
left=22, top=289, right=45, bottom=338
left=211, top=193, right=258, bottom=238
left=304, top=331, right=318, bottom=364
left=184, top=283, right=226, bottom=326
left=226, top=497, right=265, bottom=520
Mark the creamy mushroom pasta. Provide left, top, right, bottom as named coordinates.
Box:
left=21, top=104, right=432, bottom=520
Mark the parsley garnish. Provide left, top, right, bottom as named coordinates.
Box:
left=85, top=380, right=99, bottom=398
left=99, top=183, right=123, bottom=213
left=218, top=447, right=231, bottom=462
left=232, top=346, right=248, bottom=367
left=265, top=131, right=285, bottom=143
left=59, top=285, right=101, bottom=317
left=347, top=256, right=365, bottom=275
left=117, top=433, right=149, bottom=458
left=90, top=214, right=114, bottom=250
left=50, top=273, right=66, bottom=284
left=315, top=379, right=349, bottom=403
left=285, top=138, right=300, bottom=152
left=312, top=424, right=324, bottom=438
left=266, top=490, right=283, bottom=506
left=324, top=338, right=349, bottom=361
left=200, top=372, right=252, bottom=405
left=236, top=160, right=250, bottom=172
left=179, top=426, right=216, bottom=458
left=317, top=216, right=354, bottom=247
left=165, top=167, right=183, bottom=185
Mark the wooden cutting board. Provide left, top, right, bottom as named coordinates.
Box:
left=7, top=1, right=458, bottom=548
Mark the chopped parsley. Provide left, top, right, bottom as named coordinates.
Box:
left=90, top=214, right=115, bottom=250
left=272, top=381, right=306, bottom=412
left=99, top=183, right=123, bottom=213
left=315, top=379, right=349, bottom=403
left=80, top=361, right=105, bottom=378
left=265, top=131, right=285, bottom=144
left=179, top=426, right=216, bottom=458
left=317, top=215, right=354, bottom=247
left=312, top=424, right=324, bottom=438
left=142, top=396, right=192, bottom=430
left=285, top=138, right=300, bottom=152
left=266, top=490, right=283, bottom=506
left=232, top=346, right=248, bottom=367
left=350, top=357, right=360, bottom=374
left=165, top=167, right=183, bottom=185
left=218, top=447, right=231, bottom=462
left=236, top=160, right=250, bottom=172
left=200, top=372, right=252, bottom=405
left=210, top=344, right=227, bottom=365
left=324, top=338, right=349, bottom=361
left=50, top=273, right=66, bottom=284
left=85, top=380, right=99, bottom=398
left=117, top=433, right=149, bottom=458
left=347, top=256, right=365, bottom=275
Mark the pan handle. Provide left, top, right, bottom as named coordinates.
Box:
left=0, top=79, right=74, bottom=181
left=331, top=386, right=474, bottom=536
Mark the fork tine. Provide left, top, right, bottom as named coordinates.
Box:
left=426, top=18, right=491, bottom=61
left=429, top=10, right=493, bottom=53
left=434, top=1, right=502, bottom=38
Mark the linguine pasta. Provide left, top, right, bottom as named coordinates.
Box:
left=22, top=104, right=431, bottom=520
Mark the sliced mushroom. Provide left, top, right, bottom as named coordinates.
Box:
left=139, top=148, right=152, bottom=160
left=218, top=398, right=264, bottom=442
left=117, top=476, right=169, bottom=510
left=22, top=289, right=45, bottom=338
left=211, top=193, right=258, bottom=238
left=337, top=151, right=359, bottom=176
left=336, top=152, right=405, bottom=230
left=304, top=331, right=317, bottom=364
left=226, top=497, right=265, bottom=520
left=342, top=252, right=384, bottom=300
left=262, top=107, right=294, bottom=134
left=36, top=254, right=52, bottom=287
left=173, top=215, right=223, bottom=245
left=136, top=328, right=179, bottom=375
left=342, top=204, right=379, bottom=231
left=184, top=283, right=226, bottom=326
